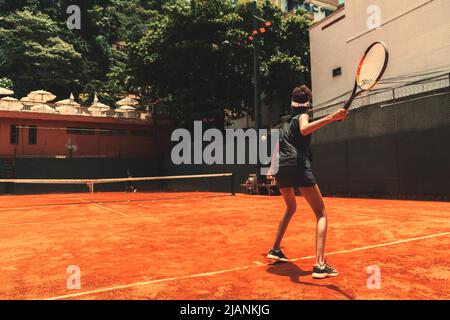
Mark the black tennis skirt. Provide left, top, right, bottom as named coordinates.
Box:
left=275, top=165, right=317, bottom=189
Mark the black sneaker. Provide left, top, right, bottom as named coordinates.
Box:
left=267, top=248, right=289, bottom=262
left=312, top=262, right=339, bottom=279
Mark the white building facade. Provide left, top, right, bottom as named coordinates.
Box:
left=309, top=0, right=450, bottom=117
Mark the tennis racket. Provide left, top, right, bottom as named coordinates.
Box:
left=343, top=41, right=389, bottom=110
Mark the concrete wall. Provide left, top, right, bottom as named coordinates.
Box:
left=311, top=90, right=450, bottom=197
left=310, top=0, right=450, bottom=109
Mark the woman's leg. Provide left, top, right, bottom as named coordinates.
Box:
left=299, top=184, right=327, bottom=266
left=272, top=187, right=297, bottom=250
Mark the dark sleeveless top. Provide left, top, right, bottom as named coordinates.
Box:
left=278, top=109, right=313, bottom=168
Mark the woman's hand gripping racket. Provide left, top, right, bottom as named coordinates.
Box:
left=343, top=41, right=389, bottom=111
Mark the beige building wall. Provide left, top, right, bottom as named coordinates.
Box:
left=309, top=0, right=450, bottom=115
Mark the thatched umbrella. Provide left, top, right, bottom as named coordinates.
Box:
left=89, top=94, right=110, bottom=113
left=55, top=93, right=80, bottom=108
left=55, top=93, right=80, bottom=114
left=30, top=104, right=56, bottom=113
left=0, top=88, right=14, bottom=96
left=0, top=97, right=23, bottom=110
left=20, top=97, right=34, bottom=105
left=115, top=105, right=136, bottom=112
left=27, top=90, right=56, bottom=103
left=116, top=97, right=139, bottom=107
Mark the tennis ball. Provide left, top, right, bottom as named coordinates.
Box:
left=261, top=135, right=267, bottom=141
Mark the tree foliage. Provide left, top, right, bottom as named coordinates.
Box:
left=126, top=0, right=312, bottom=128
left=0, top=0, right=312, bottom=126
left=0, top=10, right=81, bottom=97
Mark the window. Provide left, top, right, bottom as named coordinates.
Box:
left=10, top=125, right=19, bottom=144
left=67, top=127, right=95, bottom=135
left=99, top=129, right=127, bottom=136
left=333, top=67, right=342, bottom=77
left=29, top=126, right=37, bottom=145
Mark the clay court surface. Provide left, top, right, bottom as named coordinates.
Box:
left=0, top=191, right=449, bottom=300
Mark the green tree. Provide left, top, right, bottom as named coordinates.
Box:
left=126, top=0, right=251, bottom=129
left=0, top=0, right=312, bottom=124
left=0, top=77, right=14, bottom=89
left=123, top=0, right=311, bottom=128
left=262, top=10, right=312, bottom=113
left=0, top=10, right=82, bottom=97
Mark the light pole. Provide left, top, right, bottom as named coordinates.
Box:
left=248, top=1, right=273, bottom=184
left=251, top=1, right=262, bottom=132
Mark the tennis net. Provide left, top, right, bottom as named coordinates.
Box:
left=0, top=173, right=235, bottom=196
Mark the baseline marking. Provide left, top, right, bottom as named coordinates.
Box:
left=44, top=231, right=450, bottom=300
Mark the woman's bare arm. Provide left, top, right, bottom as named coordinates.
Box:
left=299, top=109, right=348, bottom=136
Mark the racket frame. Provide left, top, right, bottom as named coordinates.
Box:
left=343, top=41, right=389, bottom=110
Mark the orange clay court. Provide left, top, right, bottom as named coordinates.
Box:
left=0, top=190, right=449, bottom=300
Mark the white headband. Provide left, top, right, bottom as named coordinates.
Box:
left=291, top=101, right=310, bottom=108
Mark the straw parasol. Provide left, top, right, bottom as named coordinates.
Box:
left=89, top=94, right=110, bottom=112
left=0, top=97, right=20, bottom=105
left=56, top=105, right=79, bottom=114
left=0, top=97, right=23, bottom=110
left=89, top=102, right=110, bottom=111
left=115, top=105, right=136, bottom=113
left=55, top=93, right=81, bottom=108
left=20, top=97, right=36, bottom=106
left=27, top=90, right=56, bottom=103
left=116, top=97, right=139, bottom=107
left=30, top=104, right=56, bottom=113
left=0, top=88, right=14, bottom=96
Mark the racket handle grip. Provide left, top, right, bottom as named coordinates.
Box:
left=337, top=98, right=353, bottom=122
left=343, top=98, right=353, bottom=110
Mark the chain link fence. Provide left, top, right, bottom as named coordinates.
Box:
left=311, top=86, right=450, bottom=199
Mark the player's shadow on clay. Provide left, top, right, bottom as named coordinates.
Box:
left=266, top=262, right=355, bottom=300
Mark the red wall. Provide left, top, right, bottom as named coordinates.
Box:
left=0, top=111, right=171, bottom=159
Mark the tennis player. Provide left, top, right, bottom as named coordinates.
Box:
left=266, top=85, right=347, bottom=279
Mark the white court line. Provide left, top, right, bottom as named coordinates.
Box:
left=0, top=221, right=57, bottom=227
left=78, top=198, right=130, bottom=217
left=44, top=231, right=450, bottom=300
left=289, top=231, right=450, bottom=262
left=0, top=202, right=93, bottom=212
left=0, top=199, right=130, bottom=217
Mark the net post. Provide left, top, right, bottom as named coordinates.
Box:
left=87, top=181, right=94, bottom=194
left=230, top=173, right=235, bottom=196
